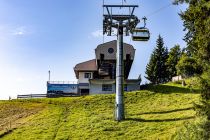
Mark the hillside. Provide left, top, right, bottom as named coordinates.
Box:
left=0, top=83, right=200, bottom=140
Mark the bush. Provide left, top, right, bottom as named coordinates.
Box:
left=176, top=54, right=203, bottom=78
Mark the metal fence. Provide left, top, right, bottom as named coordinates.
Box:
left=17, top=93, right=80, bottom=99
left=47, top=81, right=77, bottom=84
left=17, top=94, right=47, bottom=99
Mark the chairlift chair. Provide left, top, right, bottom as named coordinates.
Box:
left=132, top=27, right=150, bottom=41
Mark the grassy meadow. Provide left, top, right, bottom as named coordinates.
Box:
left=0, top=83, right=201, bottom=139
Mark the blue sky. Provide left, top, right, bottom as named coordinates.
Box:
left=0, top=0, right=187, bottom=99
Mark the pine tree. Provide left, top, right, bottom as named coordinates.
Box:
left=166, top=45, right=181, bottom=80
left=174, top=0, right=210, bottom=138
left=174, top=0, right=210, bottom=67
left=145, top=35, right=169, bottom=84
left=145, top=53, right=156, bottom=83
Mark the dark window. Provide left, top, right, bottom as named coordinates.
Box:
left=126, top=54, right=131, bottom=60
left=108, top=48, right=114, bottom=54
left=80, top=89, right=89, bottom=95
left=124, top=84, right=127, bottom=91
left=102, top=84, right=112, bottom=91
left=84, top=73, right=91, bottom=79
left=100, top=54, right=104, bottom=60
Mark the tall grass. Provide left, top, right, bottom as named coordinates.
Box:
left=0, top=83, right=201, bottom=139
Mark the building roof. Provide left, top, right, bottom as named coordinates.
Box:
left=96, top=40, right=135, bottom=50
left=95, top=40, right=135, bottom=60
left=74, top=59, right=97, bottom=78
left=74, top=40, right=136, bottom=79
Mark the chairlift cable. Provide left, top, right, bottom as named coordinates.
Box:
left=146, top=3, right=172, bottom=18
left=103, top=0, right=105, bottom=43
left=129, top=35, right=132, bottom=44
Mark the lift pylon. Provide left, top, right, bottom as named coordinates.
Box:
left=103, top=4, right=140, bottom=121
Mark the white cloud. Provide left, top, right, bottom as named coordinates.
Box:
left=91, top=29, right=103, bottom=38
left=0, top=25, right=33, bottom=39
left=12, top=26, right=30, bottom=36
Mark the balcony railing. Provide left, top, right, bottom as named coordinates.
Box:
left=47, top=81, right=77, bottom=84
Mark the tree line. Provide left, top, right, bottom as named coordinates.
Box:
left=145, top=35, right=202, bottom=84
left=176, top=0, right=210, bottom=139
left=145, top=0, right=210, bottom=138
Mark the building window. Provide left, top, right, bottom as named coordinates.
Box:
left=124, top=84, right=127, bottom=91
left=100, top=54, right=104, bottom=60
left=84, top=73, right=91, bottom=79
left=108, top=48, right=114, bottom=54
left=102, top=84, right=112, bottom=91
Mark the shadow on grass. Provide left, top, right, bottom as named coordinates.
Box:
left=0, top=128, right=15, bottom=138
left=132, top=107, right=194, bottom=116
left=143, top=84, right=200, bottom=94
left=126, top=116, right=195, bottom=122
left=127, top=107, right=195, bottom=122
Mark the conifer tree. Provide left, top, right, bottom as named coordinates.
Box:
left=145, top=35, right=169, bottom=84
left=166, top=45, right=181, bottom=80
left=145, top=53, right=156, bottom=83
left=174, top=0, right=210, bottom=138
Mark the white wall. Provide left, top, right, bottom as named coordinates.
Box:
left=172, top=75, right=183, bottom=82
left=78, top=72, right=93, bottom=83
left=90, top=84, right=116, bottom=95
left=90, top=84, right=139, bottom=94
left=127, top=84, right=140, bottom=92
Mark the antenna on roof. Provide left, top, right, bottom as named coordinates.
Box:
left=48, top=70, right=51, bottom=81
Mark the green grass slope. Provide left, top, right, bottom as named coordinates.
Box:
left=0, top=83, right=200, bottom=140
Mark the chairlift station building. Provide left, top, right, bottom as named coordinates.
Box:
left=47, top=40, right=141, bottom=96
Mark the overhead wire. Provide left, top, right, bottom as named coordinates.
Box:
left=103, top=0, right=105, bottom=43
left=103, top=0, right=172, bottom=43
left=145, top=3, right=173, bottom=18
left=127, top=3, right=173, bottom=44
